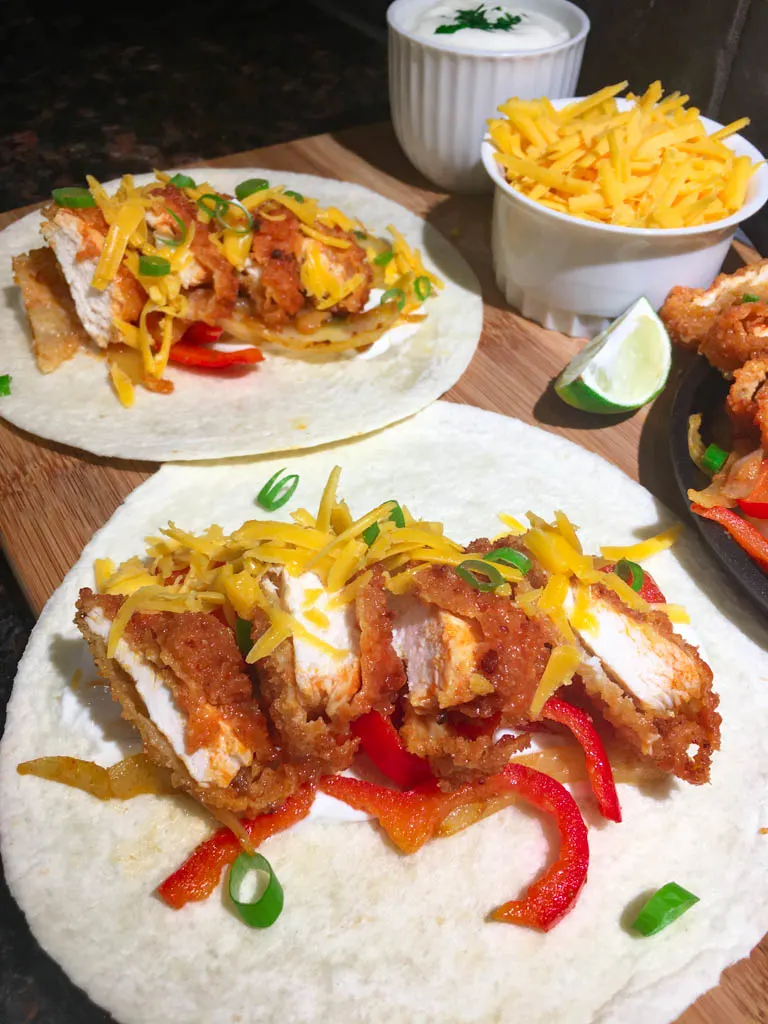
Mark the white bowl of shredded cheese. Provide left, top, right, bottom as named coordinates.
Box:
left=388, top=0, right=589, bottom=192
left=482, top=99, right=768, bottom=338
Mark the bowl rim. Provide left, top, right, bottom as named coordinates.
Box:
left=386, top=0, right=590, bottom=59
left=481, top=99, right=768, bottom=238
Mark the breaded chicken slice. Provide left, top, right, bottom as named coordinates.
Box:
left=75, top=589, right=308, bottom=821
left=660, top=260, right=768, bottom=350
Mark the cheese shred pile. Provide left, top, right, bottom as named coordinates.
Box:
left=94, top=468, right=685, bottom=709
left=489, top=80, right=758, bottom=228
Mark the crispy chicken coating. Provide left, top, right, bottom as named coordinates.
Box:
left=11, top=248, right=89, bottom=371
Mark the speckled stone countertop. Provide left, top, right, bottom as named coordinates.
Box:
left=0, top=3, right=387, bottom=1020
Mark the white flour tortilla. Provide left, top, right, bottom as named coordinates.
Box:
left=0, top=170, right=481, bottom=461
left=1, top=402, right=767, bottom=1024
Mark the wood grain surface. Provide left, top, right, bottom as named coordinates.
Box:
left=0, top=122, right=765, bottom=1023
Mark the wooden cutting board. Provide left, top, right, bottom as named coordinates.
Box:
left=0, top=121, right=765, bottom=1023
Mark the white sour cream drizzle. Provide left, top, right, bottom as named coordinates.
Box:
left=406, top=1, right=571, bottom=51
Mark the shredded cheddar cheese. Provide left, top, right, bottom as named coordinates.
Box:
left=489, top=81, right=758, bottom=228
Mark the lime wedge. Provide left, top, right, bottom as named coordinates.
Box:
left=554, top=297, right=672, bottom=413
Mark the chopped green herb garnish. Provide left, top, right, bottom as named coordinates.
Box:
left=0, top=374, right=11, bottom=397
left=138, top=254, right=171, bottom=277
left=455, top=558, right=505, bottom=592
left=484, top=547, right=531, bottom=574
left=381, top=288, right=406, bottom=311
left=257, top=468, right=299, bottom=511
left=742, top=293, right=760, bottom=303
left=235, top=618, right=252, bottom=659
left=374, top=250, right=395, bottom=267
left=414, top=276, right=432, bottom=302
left=615, top=558, right=644, bottom=592
left=235, top=178, right=269, bottom=201
left=701, top=443, right=729, bottom=475
left=631, top=882, right=699, bottom=936
left=283, top=190, right=304, bottom=203
left=354, top=230, right=368, bottom=240
left=362, top=502, right=405, bottom=546
left=435, top=4, right=522, bottom=35
left=51, top=187, right=96, bottom=209
left=168, top=173, right=196, bottom=189
left=228, top=851, right=284, bottom=928
left=155, top=206, right=187, bottom=249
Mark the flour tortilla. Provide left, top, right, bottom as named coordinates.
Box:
left=2, top=402, right=767, bottom=1024
left=0, top=170, right=481, bottom=461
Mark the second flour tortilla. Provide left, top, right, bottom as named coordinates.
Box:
left=2, top=403, right=768, bottom=1024
left=0, top=170, right=481, bottom=460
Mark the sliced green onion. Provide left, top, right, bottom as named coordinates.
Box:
left=374, top=250, right=394, bottom=267
left=362, top=502, right=405, bottom=546
left=283, top=190, right=304, bottom=203
left=169, top=172, right=196, bottom=189
left=52, top=187, right=96, bottom=209
left=354, top=230, right=367, bottom=240
left=631, top=882, right=699, bottom=936
left=197, top=193, right=229, bottom=219
left=257, top=468, right=300, bottom=511
left=381, top=288, right=406, bottom=311
left=228, top=851, right=284, bottom=928
left=235, top=178, right=269, bottom=201
left=220, top=199, right=254, bottom=236
left=742, top=292, right=760, bottom=303
left=701, top=443, right=729, bottom=475
left=615, top=558, right=644, bottom=592
left=0, top=374, right=11, bottom=397
left=138, top=255, right=171, bottom=277
left=484, top=547, right=531, bottom=574
left=455, top=558, right=505, bottom=592
left=414, top=276, right=432, bottom=301
left=235, top=617, right=252, bottom=659
left=155, top=206, right=187, bottom=249
left=138, top=254, right=171, bottom=277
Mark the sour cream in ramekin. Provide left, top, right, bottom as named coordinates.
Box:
left=404, top=1, right=571, bottom=51
left=388, top=0, right=589, bottom=192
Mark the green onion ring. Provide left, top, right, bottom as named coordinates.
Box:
left=701, top=443, right=729, bottom=475
left=0, top=374, right=11, bottom=397
left=455, top=558, right=505, bottom=592
left=51, top=187, right=96, bottom=209
left=196, top=193, right=229, bottom=220
left=483, top=547, right=531, bottom=574
left=414, top=275, right=432, bottom=301
left=235, top=178, right=269, bottom=201
left=615, top=558, right=644, bottom=592
left=374, top=250, right=394, bottom=267
left=169, top=172, right=197, bottom=189
left=362, top=502, right=405, bottom=546
left=631, top=882, right=699, bottom=936
left=742, top=292, right=760, bottom=303
left=138, top=254, right=171, bottom=277
left=155, top=206, right=187, bottom=249
left=257, top=468, right=300, bottom=511
left=235, top=617, right=252, bottom=659
left=283, top=190, right=304, bottom=203
left=228, top=851, right=284, bottom=928
left=381, top=288, right=406, bottom=311
left=219, top=198, right=254, bottom=236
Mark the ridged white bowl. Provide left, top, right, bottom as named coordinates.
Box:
left=388, top=0, right=589, bottom=193
left=482, top=103, right=768, bottom=338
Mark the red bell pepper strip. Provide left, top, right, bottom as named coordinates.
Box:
left=599, top=563, right=666, bottom=604
left=320, top=762, right=589, bottom=931
left=736, top=458, right=768, bottom=518
left=351, top=711, right=433, bottom=789
left=180, top=322, right=224, bottom=345
left=541, top=697, right=621, bottom=823
left=692, top=503, right=768, bottom=570
left=157, top=783, right=315, bottom=909
left=168, top=342, right=264, bottom=369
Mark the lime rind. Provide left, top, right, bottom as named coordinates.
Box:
left=554, top=297, right=672, bottom=414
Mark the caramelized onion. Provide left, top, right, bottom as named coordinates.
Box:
left=18, top=753, right=172, bottom=800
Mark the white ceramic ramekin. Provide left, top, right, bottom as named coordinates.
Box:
left=388, top=0, right=589, bottom=193
left=482, top=105, right=768, bottom=338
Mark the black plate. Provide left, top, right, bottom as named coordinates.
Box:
left=669, top=356, right=768, bottom=616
